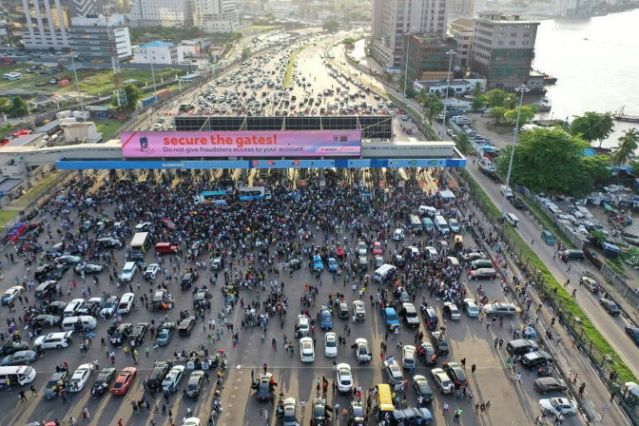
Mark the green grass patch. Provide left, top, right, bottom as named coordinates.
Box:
left=13, top=173, right=59, bottom=209
left=606, top=257, right=626, bottom=277
left=283, top=47, right=303, bottom=88
left=0, top=209, right=19, bottom=230
left=462, top=169, right=637, bottom=384
left=95, top=119, right=122, bottom=141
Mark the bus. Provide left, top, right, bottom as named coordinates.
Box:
left=375, top=383, right=395, bottom=420
left=238, top=186, right=271, bottom=201
left=195, top=190, right=229, bottom=205
left=0, top=366, right=36, bottom=389
left=128, top=232, right=149, bottom=261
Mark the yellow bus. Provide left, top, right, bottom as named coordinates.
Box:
left=376, top=383, right=395, bottom=419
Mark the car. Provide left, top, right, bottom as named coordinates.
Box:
left=76, top=297, right=103, bottom=316
left=111, top=367, right=137, bottom=396
left=1, top=286, right=23, bottom=305
left=328, top=257, right=339, bottom=273
left=625, top=325, right=639, bottom=346
left=144, top=264, right=162, bottom=280
left=156, top=322, right=175, bottom=346
left=162, top=365, right=186, bottom=393
left=521, top=351, right=553, bottom=369
left=348, top=400, right=366, bottom=426
left=353, top=300, right=366, bottom=321
left=55, top=255, right=81, bottom=266
left=539, top=397, right=578, bottom=417
left=184, top=370, right=205, bottom=398
left=356, top=241, right=367, bottom=256
left=35, top=264, right=55, bottom=282
left=253, top=372, right=276, bottom=401
left=35, top=280, right=57, bottom=299
left=402, top=345, right=417, bottom=370
left=580, top=276, right=600, bottom=293
left=69, top=363, right=94, bottom=392
left=1, top=349, right=37, bottom=365
left=44, top=371, right=69, bottom=399
left=462, top=251, right=486, bottom=262
left=119, top=261, right=137, bottom=282
left=32, top=314, right=61, bottom=329
left=560, top=249, right=585, bottom=262
left=534, top=377, right=568, bottom=394
left=393, top=228, right=405, bottom=241
left=510, top=196, right=526, bottom=210
left=325, top=332, right=338, bottom=358
left=500, top=185, right=513, bottom=198
left=335, top=362, right=353, bottom=393
left=431, top=368, right=453, bottom=394
left=413, top=374, right=433, bottom=405
left=482, top=302, right=520, bottom=317
left=400, top=303, right=420, bottom=328
left=600, top=298, right=620, bottom=316
left=469, top=267, right=497, bottom=280
left=0, top=341, right=29, bottom=356
left=504, top=213, right=519, bottom=227
left=443, top=302, right=461, bottom=320
left=391, top=407, right=433, bottom=425
left=281, top=397, right=298, bottom=426
left=352, top=337, right=372, bottom=364
left=129, top=322, right=149, bottom=347
left=91, top=367, right=116, bottom=397
left=110, top=323, right=132, bottom=346
left=430, top=330, right=449, bottom=355
left=34, top=331, right=73, bottom=350
left=145, top=360, right=172, bottom=392
left=320, top=309, right=333, bottom=331
left=443, top=362, right=468, bottom=389
left=180, top=270, right=200, bottom=290
left=462, top=298, right=479, bottom=318
left=311, top=398, right=328, bottom=426
left=448, top=219, right=461, bottom=233
left=193, top=288, right=212, bottom=309
left=100, top=296, right=119, bottom=318
left=313, top=255, right=324, bottom=272
left=178, top=316, right=196, bottom=336
left=300, top=337, right=315, bottom=363
left=383, top=358, right=404, bottom=391
left=373, top=241, right=383, bottom=255
left=296, top=315, right=311, bottom=337
left=74, top=263, right=103, bottom=275
left=421, top=306, right=438, bottom=330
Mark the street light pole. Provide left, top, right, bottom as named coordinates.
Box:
left=71, top=56, right=84, bottom=112
left=150, top=61, right=158, bottom=97
left=403, top=35, right=410, bottom=99
left=500, top=84, right=529, bottom=217
left=439, top=49, right=455, bottom=139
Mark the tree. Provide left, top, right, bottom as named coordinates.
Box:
left=323, top=20, right=339, bottom=32
left=113, top=84, right=142, bottom=112
left=343, top=38, right=355, bottom=49
left=496, top=128, right=591, bottom=195
left=488, top=106, right=507, bottom=125
left=570, top=111, right=614, bottom=148
left=8, top=96, right=28, bottom=117
left=241, top=48, right=251, bottom=60
left=581, top=155, right=612, bottom=186
left=610, top=128, right=639, bottom=166
left=484, top=89, right=515, bottom=108
left=0, top=97, right=9, bottom=114
left=471, top=95, right=486, bottom=112
left=503, top=105, right=538, bottom=127
left=416, top=92, right=443, bottom=123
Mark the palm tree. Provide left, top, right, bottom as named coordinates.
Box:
left=611, top=128, right=639, bottom=166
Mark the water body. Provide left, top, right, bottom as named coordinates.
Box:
left=533, top=9, right=639, bottom=147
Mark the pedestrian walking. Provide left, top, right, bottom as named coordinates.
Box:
left=485, top=400, right=491, bottom=413
left=471, top=364, right=476, bottom=374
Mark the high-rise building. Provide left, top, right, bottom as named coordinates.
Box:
left=69, top=15, right=132, bottom=62
left=470, top=12, right=539, bottom=89
left=405, top=34, right=457, bottom=83
left=370, top=0, right=448, bottom=70
left=193, top=0, right=240, bottom=33
left=449, top=17, right=473, bottom=68
left=21, top=0, right=70, bottom=50
left=446, top=0, right=473, bottom=19
left=128, top=0, right=194, bottom=27
left=63, top=0, right=97, bottom=17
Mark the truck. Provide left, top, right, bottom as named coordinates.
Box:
left=128, top=232, right=149, bottom=261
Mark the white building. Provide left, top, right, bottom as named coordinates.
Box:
left=132, top=40, right=178, bottom=64
left=22, top=0, right=70, bottom=50
left=371, top=0, right=448, bottom=69
left=128, top=0, right=194, bottom=27
left=413, top=78, right=486, bottom=96
left=267, top=0, right=300, bottom=18
left=449, top=17, right=473, bottom=68
left=193, top=0, right=239, bottom=32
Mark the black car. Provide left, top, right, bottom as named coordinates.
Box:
left=35, top=280, right=57, bottom=298
left=184, top=370, right=205, bottom=398
left=0, top=341, right=29, bottom=356
left=74, top=263, right=103, bottom=275
left=626, top=325, right=639, bottom=346
left=180, top=271, right=199, bottom=290
left=520, top=351, right=553, bottom=369
left=43, top=300, right=67, bottom=316
left=193, top=288, right=212, bottom=310
left=48, top=266, right=69, bottom=281
left=534, top=377, right=568, bottom=394
left=178, top=316, right=196, bottom=336
left=311, top=398, right=330, bottom=426
left=34, top=264, right=54, bottom=282
left=600, top=298, right=621, bottom=316
left=252, top=373, right=276, bottom=401
left=412, top=374, right=433, bottom=405
left=110, top=323, right=132, bottom=346
left=76, top=299, right=102, bottom=316
left=129, top=322, right=149, bottom=347
left=144, top=360, right=172, bottom=392
left=91, top=367, right=116, bottom=397
left=31, top=314, right=61, bottom=329
left=510, top=196, right=527, bottom=210
left=443, top=362, right=467, bottom=389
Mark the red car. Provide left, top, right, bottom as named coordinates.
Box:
left=335, top=246, right=345, bottom=259
left=373, top=241, right=383, bottom=256
left=111, top=367, right=137, bottom=396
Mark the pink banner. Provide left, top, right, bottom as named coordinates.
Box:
left=121, top=130, right=362, bottom=158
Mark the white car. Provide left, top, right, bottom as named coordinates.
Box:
left=34, top=331, right=73, bottom=350
left=448, top=218, right=461, bottom=233
left=335, top=363, right=353, bottom=393
left=100, top=296, right=118, bottom=318
left=443, top=302, right=461, bottom=320
left=353, top=300, right=366, bottom=320
left=392, top=228, right=405, bottom=241
left=180, top=418, right=201, bottom=426
left=325, top=332, right=338, bottom=358
left=69, top=363, right=95, bottom=392
left=356, top=241, right=367, bottom=256
left=463, top=298, right=480, bottom=318
left=144, top=264, right=161, bottom=280
left=297, top=315, right=311, bottom=337
left=162, top=365, right=186, bottom=393
left=539, top=397, right=578, bottom=417
left=500, top=185, right=513, bottom=198
left=432, top=368, right=454, bottom=394
left=402, top=345, right=417, bottom=370
left=424, top=246, right=438, bottom=257
left=117, top=293, right=136, bottom=315
left=119, top=261, right=137, bottom=282
left=504, top=212, right=519, bottom=227
left=1, top=286, right=23, bottom=305
left=300, top=337, right=315, bottom=363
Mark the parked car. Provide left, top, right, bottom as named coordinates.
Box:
left=300, top=337, right=315, bottom=363
left=324, top=332, right=338, bottom=358
left=144, top=360, right=172, bottom=392
left=335, top=363, right=353, bottom=393
left=521, top=351, right=553, bottom=369
left=625, top=325, right=639, bottom=346
left=383, top=359, right=404, bottom=391
left=413, top=374, right=433, bottom=405
left=69, top=363, right=94, bottom=392
left=156, top=322, right=175, bottom=346
left=431, top=368, right=453, bottom=394
left=482, top=302, right=520, bottom=317
left=1, top=350, right=37, bottom=365
left=443, top=362, right=468, bottom=389
left=91, top=367, right=116, bottom=397
left=600, top=298, right=621, bottom=316
left=539, top=397, right=578, bottom=417
left=462, top=299, right=479, bottom=318
left=111, top=367, right=137, bottom=396
left=534, top=377, right=568, bottom=394
left=161, top=365, right=185, bottom=393
left=352, top=337, right=372, bottom=364
left=34, top=331, right=73, bottom=350
left=579, top=276, right=600, bottom=293
left=1, top=286, right=23, bottom=305
left=184, top=370, right=205, bottom=398
left=443, top=302, right=461, bottom=320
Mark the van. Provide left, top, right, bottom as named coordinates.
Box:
left=409, top=215, right=422, bottom=233
left=155, top=242, right=178, bottom=255
left=0, top=366, right=36, bottom=389
left=434, top=215, right=449, bottom=235
left=418, top=205, right=437, bottom=217
left=62, top=315, right=97, bottom=332
left=117, top=293, right=135, bottom=315
left=422, top=217, right=434, bottom=232
left=373, top=264, right=396, bottom=283
left=63, top=298, right=85, bottom=318
left=506, top=339, right=538, bottom=356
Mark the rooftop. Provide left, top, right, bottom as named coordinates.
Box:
left=139, top=40, right=175, bottom=49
